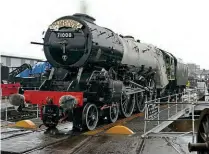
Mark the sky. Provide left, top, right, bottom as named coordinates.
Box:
left=0, top=0, right=209, bottom=69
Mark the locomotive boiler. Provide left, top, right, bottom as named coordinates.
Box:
left=10, top=13, right=188, bottom=131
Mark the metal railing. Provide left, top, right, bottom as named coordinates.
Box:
left=142, top=88, right=201, bottom=143
left=1, top=99, right=40, bottom=124
left=1, top=86, right=41, bottom=125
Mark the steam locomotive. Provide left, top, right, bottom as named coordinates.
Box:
left=10, top=13, right=188, bottom=131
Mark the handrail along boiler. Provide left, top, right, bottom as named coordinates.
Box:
left=9, top=13, right=188, bottom=131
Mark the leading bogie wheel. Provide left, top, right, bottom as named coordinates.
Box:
left=108, top=102, right=119, bottom=123
left=82, top=103, right=99, bottom=131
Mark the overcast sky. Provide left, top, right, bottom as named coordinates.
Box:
left=0, top=0, right=209, bottom=69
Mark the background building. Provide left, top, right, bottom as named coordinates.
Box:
left=187, top=63, right=200, bottom=76
left=1, top=53, right=44, bottom=72
left=187, top=63, right=209, bottom=80
left=196, top=69, right=209, bottom=80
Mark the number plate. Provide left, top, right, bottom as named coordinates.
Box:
left=56, top=32, right=73, bottom=38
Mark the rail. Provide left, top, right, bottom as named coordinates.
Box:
left=141, top=88, right=208, bottom=144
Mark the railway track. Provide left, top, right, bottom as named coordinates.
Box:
left=1, top=112, right=143, bottom=141
left=1, top=112, right=144, bottom=154
left=21, top=114, right=145, bottom=154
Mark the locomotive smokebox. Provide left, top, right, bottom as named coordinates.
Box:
left=44, top=15, right=93, bottom=68
left=43, top=13, right=124, bottom=69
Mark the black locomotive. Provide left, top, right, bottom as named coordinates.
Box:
left=10, top=13, right=188, bottom=131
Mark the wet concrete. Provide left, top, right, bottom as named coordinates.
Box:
left=30, top=118, right=45, bottom=128
left=1, top=127, right=22, bottom=133
left=1, top=127, right=33, bottom=140
left=124, top=115, right=145, bottom=133
left=72, top=134, right=142, bottom=154
left=28, top=135, right=90, bottom=154
left=1, top=123, right=74, bottom=154
left=1, top=132, right=68, bottom=153
left=141, top=134, right=196, bottom=154
left=32, top=133, right=143, bottom=154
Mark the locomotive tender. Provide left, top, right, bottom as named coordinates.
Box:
left=10, top=13, right=188, bottom=131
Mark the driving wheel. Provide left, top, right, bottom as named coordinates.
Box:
left=120, top=93, right=135, bottom=118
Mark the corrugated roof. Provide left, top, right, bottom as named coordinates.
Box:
left=1, top=52, right=45, bottom=61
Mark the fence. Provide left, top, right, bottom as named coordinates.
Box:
left=1, top=98, right=40, bottom=124
left=1, top=86, right=42, bottom=124
left=141, top=88, right=203, bottom=143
